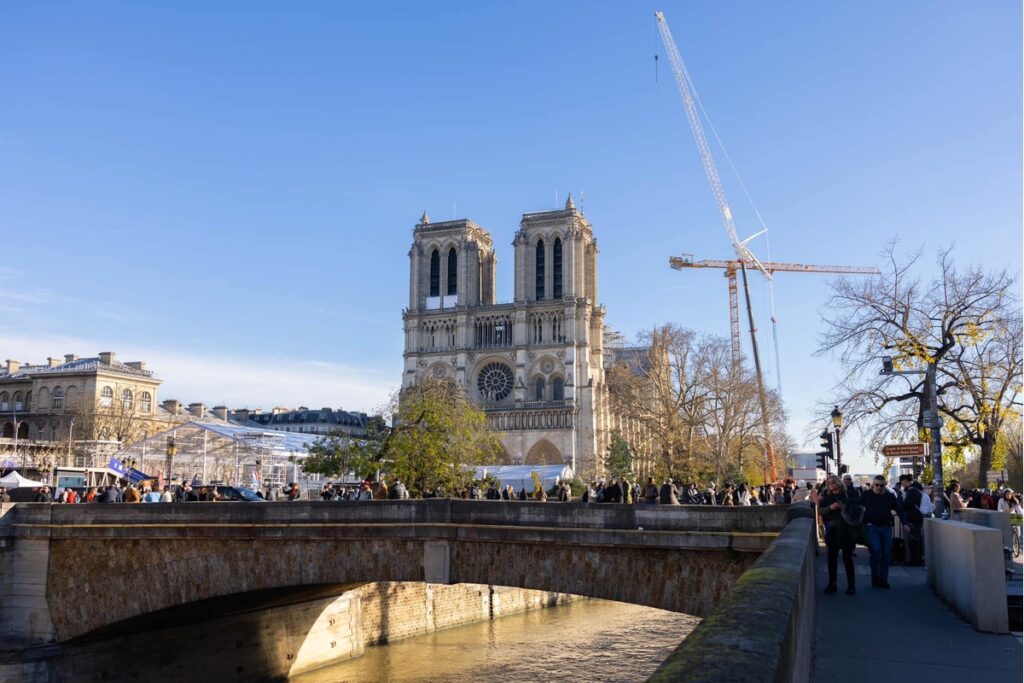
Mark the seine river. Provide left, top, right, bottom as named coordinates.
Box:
left=292, top=600, right=698, bottom=683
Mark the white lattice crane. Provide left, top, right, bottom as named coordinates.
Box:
left=655, top=11, right=881, bottom=480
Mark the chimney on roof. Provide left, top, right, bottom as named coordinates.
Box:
left=232, top=408, right=250, bottom=422
left=211, top=405, right=228, bottom=420
left=162, top=399, right=181, bottom=415
left=188, top=402, right=206, bottom=418
left=272, top=407, right=289, bottom=415
left=47, top=357, right=60, bottom=368
left=321, top=407, right=332, bottom=412
left=98, top=351, right=115, bottom=365
left=64, top=354, right=79, bottom=363
left=125, top=361, right=146, bottom=371
left=298, top=406, right=308, bottom=412
left=5, top=360, right=19, bottom=374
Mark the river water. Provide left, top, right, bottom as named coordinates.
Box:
left=292, top=600, right=698, bottom=683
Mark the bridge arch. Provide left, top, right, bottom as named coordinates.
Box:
left=3, top=501, right=786, bottom=645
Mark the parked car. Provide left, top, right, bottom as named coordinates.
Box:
left=207, top=485, right=266, bottom=502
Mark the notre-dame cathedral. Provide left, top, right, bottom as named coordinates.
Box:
left=402, top=197, right=644, bottom=480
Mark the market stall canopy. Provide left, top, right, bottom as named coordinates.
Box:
left=0, top=470, right=48, bottom=489
left=471, top=464, right=574, bottom=492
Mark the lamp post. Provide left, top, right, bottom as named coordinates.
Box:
left=880, top=356, right=945, bottom=516
left=66, top=417, right=75, bottom=467
left=830, top=405, right=844, bottom=474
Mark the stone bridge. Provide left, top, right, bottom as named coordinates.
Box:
left=0, top=500, right=789, bottom=652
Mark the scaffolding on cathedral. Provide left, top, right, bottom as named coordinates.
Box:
left=114, top=421, right=321, bottom=490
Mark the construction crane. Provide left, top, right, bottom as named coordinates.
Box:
left=668, top=255, right=882, bottom=370
left=655, top=11, right=881, bottom=481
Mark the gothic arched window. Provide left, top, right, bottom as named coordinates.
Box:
left=140, top=391, right=152, bottom=413
left=535, top=239, right=545, bottom=300
left=535, top=377, right=545, bottom=402
left=553, top=377, right=564, bottom=401
left=52, top=387, right=64, bottom=409
left=429, top=249, right=440, bottom=297
left=553, top=238, right=563, bottom=298
left=447, top=247, right=457, bottom=296
left=100, top=386, right=113, bottom=407
left=121, top=389, right=133, bottom=410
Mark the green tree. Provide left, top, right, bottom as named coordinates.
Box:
left=605, top=431, right=634, bottom=479
left=302, top=416, right=388, bottom=480
left=308, top=378, right=503, bottom=495
left=388, top=379, right=502, bottom=495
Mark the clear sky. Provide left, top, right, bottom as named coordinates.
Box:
left=1, top=1, right=1020, bottom=471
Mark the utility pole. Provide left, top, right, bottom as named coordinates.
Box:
left=881, top=356, right=945, bottom=516
left=924, top=362, right=946, bottom=516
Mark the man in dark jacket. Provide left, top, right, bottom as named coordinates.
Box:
left=862, top=475, right=910, bottom=588
left=659, top=478, right=680, bottom=505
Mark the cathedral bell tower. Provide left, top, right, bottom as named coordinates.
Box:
left=408, top=212, right=496, bottom=313
left=513, top=195, right=598, bottom=304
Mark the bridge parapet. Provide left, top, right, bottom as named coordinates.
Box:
left=0, top=501, right=789, bottom=651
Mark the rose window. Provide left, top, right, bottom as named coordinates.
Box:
left=477, top=363, right=514, bottom=401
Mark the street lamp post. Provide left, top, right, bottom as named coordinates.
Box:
left=830, top=405, right=843, bottom=473
left=881, top=356, right=945, bottom=516
left=66, top=417, right=75, bottom=467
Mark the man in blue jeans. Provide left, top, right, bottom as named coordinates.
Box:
left=862, top=474, right=910, bottom=588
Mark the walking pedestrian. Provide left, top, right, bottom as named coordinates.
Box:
left=819, top=474, right=860, bottom=595
left=862, top=475, right=909, bottom=588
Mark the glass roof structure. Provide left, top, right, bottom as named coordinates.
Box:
left=115, top=421, right=323, bottom=489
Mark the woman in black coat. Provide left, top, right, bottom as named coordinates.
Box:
left=818, top=474, right=861, bottom=595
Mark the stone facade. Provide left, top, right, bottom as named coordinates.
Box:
left=402, top=198, right=619, bottom=479
left=0, top=353, right=161, bottom=444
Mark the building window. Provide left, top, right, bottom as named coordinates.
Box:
left=100, top=386, right=113, bottom=407
left=0, top=392, right=7, bottom=411
left=140, top=391, right=152, bottom=413
left=553, top=237, right=563, bottom=298
left=121, top=389, right=133, bottom=410
left=535, top=239, right=545, bottom=300
left=553, top=377, right=564, bottom=401
left=52, top=387, right=64, bottom=409
left=535, top=378, right=545, bottom=402
left=13, top=392, right=22, bottom=411
left=447, top=247, right=458, bottom=296
left=429, top=249, right=440, bottom=297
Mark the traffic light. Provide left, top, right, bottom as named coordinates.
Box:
left=816, top=430, right=834, bottom=473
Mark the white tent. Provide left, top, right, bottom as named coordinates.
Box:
left=472, top=464, right=574, bottom=492
left=0, top=471, right=48, bottom=489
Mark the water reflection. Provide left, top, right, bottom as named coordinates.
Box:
left=292, top=600, right=698, bottom=683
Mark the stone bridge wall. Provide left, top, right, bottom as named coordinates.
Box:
left=0, top=500, right=788, bottom=652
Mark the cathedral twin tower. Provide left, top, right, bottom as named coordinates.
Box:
left=402, top=197, right=613, bottom=478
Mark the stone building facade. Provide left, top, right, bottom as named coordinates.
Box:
left=402, top=197, right=626, bottom=479
left=0, top=353, right=162, bottom=443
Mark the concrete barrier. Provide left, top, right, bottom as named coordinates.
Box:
left=958, top=508, right=1013, bottom=550
left=647, top=503, right=817, bottom=683
left=923, top=518, right=1008, bottom=633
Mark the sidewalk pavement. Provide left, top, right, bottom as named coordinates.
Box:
left=813, top=544, right=1021, bottom=682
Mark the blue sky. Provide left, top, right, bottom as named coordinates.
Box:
left=1, top=1, right=1020, bottom=470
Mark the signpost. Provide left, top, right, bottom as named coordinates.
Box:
left=881, top=443, right=929, bottom=458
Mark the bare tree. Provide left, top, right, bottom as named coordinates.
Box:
left=606, top=324, right=787, bottom=484
left=819, top=244, right=1019, bottom=484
